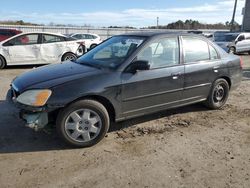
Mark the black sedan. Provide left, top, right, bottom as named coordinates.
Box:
left=8, top=32, right=243, bottom=147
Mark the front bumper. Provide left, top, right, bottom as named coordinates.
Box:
left=7, top=89, right=49, bottom=130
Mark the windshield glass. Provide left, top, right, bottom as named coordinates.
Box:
left=76, top=36, right=145, bottom=69
left=214, top=33, right=239, bottom=42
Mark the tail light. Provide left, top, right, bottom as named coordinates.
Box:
left=240, top=57, right=243, bottom=69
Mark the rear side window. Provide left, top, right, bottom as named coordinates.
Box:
left=42, top=34, right=65, bottom=43
left=182, top=37, right=209, bottom=63
left=209, top=44, right=219, bottom=60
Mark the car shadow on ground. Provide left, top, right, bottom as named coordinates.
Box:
left=0, top=99, right=210, bottom=154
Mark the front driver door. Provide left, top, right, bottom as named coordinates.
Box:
left=121, top=37, right=184, bottom=118
left=3, top=33, right=41, bottom=65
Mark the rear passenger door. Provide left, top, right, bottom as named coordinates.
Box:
left=182, top=36, right=221, bottom=101
left=40, top=34, right=67, bottom=64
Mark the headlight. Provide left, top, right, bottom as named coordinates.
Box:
left=16, top=89, right=52, bottom=107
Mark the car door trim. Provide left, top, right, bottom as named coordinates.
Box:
left=122, top=96, right=204, bottom=115
left=122, top=87, right=184, bottom=102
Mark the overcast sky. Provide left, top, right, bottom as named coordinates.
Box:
left=0, top=0, right=246, bottom=27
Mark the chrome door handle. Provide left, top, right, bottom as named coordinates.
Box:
left=213, top=66, right=220, bottom=73
left=171, top=72, right=181, bottom=80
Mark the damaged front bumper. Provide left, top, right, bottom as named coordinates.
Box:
left=7, top=89, right=50, bottom=131
left=20, top=111, right=49, bottom=131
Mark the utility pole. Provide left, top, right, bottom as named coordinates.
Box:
left=157, top=17, right=159, bottom=29
left=230, top=0, right=238, bottom=31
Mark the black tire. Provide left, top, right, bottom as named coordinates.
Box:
left=248, top=51, right=250, bottom=55
left=228, top=47, right=236, bottom=54
left=90, top=44, right=97, bottom=49
left=0, top=56, right=6, bottom=69
left=61, top=53, right=77, bottom=62
left=56, top=100, right=110, bottom=147
left=205, top=78, right=230, bottom=110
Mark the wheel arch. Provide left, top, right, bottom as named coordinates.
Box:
left=67, top=95, right=116, bottom=122
left=61, top=52, right=77, bottom=62
left=217, top=76, right=231, bottom=89
left=0, top=54, right=7, bottom=64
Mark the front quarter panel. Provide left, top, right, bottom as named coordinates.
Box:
left=47, top=71, right=122, bottom=118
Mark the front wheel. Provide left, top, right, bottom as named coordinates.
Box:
left=56, top=100, right=110, bottom=147
left=0, top=56, right=6, bottom=69
left=205, top=79, right=230, bottom=109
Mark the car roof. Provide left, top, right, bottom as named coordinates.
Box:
left=71, top=33, right=99, bottom=36
left=117, top=31, right=203, bottom=38
left=0, top=31, right=67, bottom=44
left=17, top=31, right=66, bottom=37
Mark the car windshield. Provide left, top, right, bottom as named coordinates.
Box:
left=76, top=36, right=145, bottom=69
left=214, top=33, right=239, bottom=42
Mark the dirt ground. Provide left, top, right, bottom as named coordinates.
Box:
left=0, top=55, right=250, bottom=188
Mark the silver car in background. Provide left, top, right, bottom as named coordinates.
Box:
left=0, top=32, right=85, bottom=69
left=214, top=32, right=250, bottom=54
left=68, top=33, right=102, bottom=50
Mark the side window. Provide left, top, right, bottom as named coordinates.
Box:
left=5, top=34, right=39, bottom=46
left=91, top=35, right=98, bottom=39
left=183, top=37, right=209, bottom=63
left=238, top=35, right=245, bottom=41
left=42, top=34, right=64, bottom=43
left=73, top=34, right=82, bottom=39
left=209, top=45, right=219, bottom=60
left=137, top=37, right=179, bottom=69
left=82, top=34, right=88, bottom=39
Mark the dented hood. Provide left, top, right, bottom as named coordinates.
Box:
left=12, top=61, right=100, bottom=92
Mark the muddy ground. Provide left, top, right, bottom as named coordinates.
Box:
left=0, top=55, right=250, bottom=188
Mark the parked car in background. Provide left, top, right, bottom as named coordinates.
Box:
left=69, top=33, right=102, bottom=50
left=8, top=32, right=242, bottom=147
left=214, top=32, right=250, bottom=54
left=0, top=29, right=22, bottom=42
left=0, top=32, right=85, bottom=69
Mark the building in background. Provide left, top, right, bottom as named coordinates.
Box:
left=242, top=0, right=250, bottom=31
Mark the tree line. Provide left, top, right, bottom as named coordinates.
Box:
left=146, top=19, right=241, bottom=30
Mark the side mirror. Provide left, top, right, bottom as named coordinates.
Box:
left=127, top=60, right=150, bottom=74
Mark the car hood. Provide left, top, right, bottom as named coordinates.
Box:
left=12, top=61, right=101, bottom=92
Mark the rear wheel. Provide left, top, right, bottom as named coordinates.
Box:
left=205, top=78, right=229, bottom=109
left=56, top=100, right=110, bottom=147
left=0, top=56, right=6, bottom=69
left=228, top=47, right=236, bottom=54
left=62, top=53, right=77, bottom=62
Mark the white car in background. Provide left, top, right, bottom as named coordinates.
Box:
left=69, top=33, right=102, bottom=50
left=0, top=32, right=85, bottom=69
